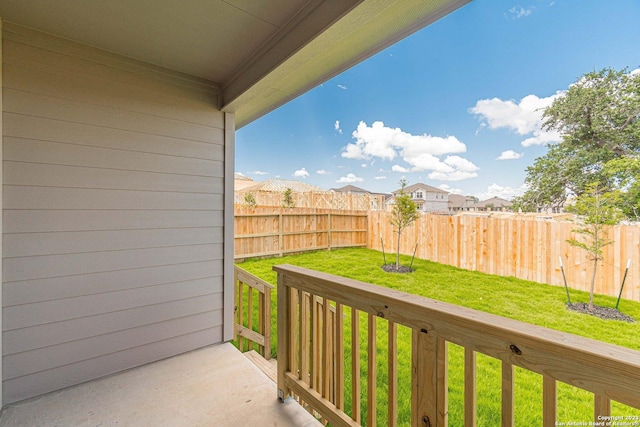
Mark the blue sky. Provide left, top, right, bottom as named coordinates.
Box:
left=235, top=0, right=640, bottom=200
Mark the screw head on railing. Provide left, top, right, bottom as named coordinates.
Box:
left=377, top=311, right=385, bottom=318
left=509, top=344, right=522, bottom=355
left=423, top=415, right=431, bottom=426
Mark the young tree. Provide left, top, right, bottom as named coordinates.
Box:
left=282, top=188, right=295, bottom=208
left=566, top=184, right=623, bottom=310
left=513, top=67, right=640, bottom=215
left=243, top=192, right=257, bottom=208
left=389, top=179, right=420, bottom=269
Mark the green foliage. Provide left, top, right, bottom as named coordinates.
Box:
left=243, top=192, right=257, bottom=208
left=281, top=187, right=295, bottom=208
left=389, top=179, right=420, bottom=268
left=566, top=184, right=623, bottom=309
left=516, top=67, right=640, bottom=215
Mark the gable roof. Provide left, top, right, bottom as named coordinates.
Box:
left=393, top=183, right=448, bottom=195
left=448, top=194, right=476, bottom=208
left=0, top=0, right=471, bottom=128
left=330, top=185, right=371, bottom=193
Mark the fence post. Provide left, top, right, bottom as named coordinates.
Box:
left=277, top=271, right=291, bottom=402
left=328, top=213, right=332, bottom=251
left=278, top=213, right=283, bottom=257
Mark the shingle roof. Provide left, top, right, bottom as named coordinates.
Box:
left=473, top=197, right=512, bottom=208
left=330, top=185, right=370, bottom=193
left=241, top=179, right=325, bottom=193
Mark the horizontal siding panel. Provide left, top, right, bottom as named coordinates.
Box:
left=4, top=311, right=223, bottom=380
left=3, top=210, right=223, bottom=233
left=4, top=137, right=223, bottom=177
left=4, top=161, right=223, bottom=194
left=3, top=47, right=221, bottom=126
left=4, top=277, right=222, bottom=330
left=4, top=293, right=223, bottom=355
left=3, top=260, right=223, bottom=306
left=3, top=186, right=223, bottom=210
left=3, top=88, right=219, bottom=143
left=4, top=113, right=224, bottom=160
left=4, top=244, right=223, bottom=282
left=2, top=326, right=223, bottom=404
left=4, top=227, right=223, bottom=258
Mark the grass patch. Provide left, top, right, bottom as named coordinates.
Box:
left=236, top=247, right=640, bottom=425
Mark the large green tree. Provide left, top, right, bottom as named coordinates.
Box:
left=512, top=68, right=640, bottom=217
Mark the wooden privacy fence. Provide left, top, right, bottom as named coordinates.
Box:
left=368, top=212, right=640, bottom=303
left=275, top=264, right=640, bottom=426
left=234, top=266, right=273, bottom=359
left=235, top=207, right=368, bottom=260
left=235, top=191, right=387, bottom=211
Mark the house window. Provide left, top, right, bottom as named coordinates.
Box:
left=416, top=203, right=423, bottom=210
left=415, top=191, right=423, bottom=199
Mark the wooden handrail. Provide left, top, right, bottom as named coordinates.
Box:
left=274, top=263, right=640, bottom=426
left=234, top=266, right=274, bottom=359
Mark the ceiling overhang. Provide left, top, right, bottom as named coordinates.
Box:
left=0, top=0, right=471, bottom=128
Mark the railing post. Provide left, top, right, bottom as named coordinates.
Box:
left=263, top=286, right=272, bottom=359
left=412, top=328, right=438, bottom=427
left=277, top=271, right=291, bottom=402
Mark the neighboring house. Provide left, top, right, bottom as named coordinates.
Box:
left=234, top=173, right=256, bottom=192
left=242, top=178, right=325, bottom=194
left=448, top=194, right=477, bottom=213
left=0, top=0, right=468, bottom=409
left=330, top=185, right=392, bottom=210
left=473, top=196, right=513, bottom=212
left=391, top=183, right=449, bottom=213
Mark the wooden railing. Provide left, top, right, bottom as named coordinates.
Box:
left=234, top=266, right=274, bottom=359
left=274, top=264, right=640, bottom=426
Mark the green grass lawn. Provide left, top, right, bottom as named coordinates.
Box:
left=236, top=247, right=640, bottom=426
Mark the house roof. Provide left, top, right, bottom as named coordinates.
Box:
left=448, top=194, right=475, bottom=208
left=393, top=183, right=448, bottom=195
left=330, top=185, right=371, bottom=193
left=0, top=0, right=470, bottom=128
left=473, top=197, right=513, bottom=208
left=241, top=179, right=324, bottom=193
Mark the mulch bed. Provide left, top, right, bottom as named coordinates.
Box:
left=381, top=264, right=414, bottom=273
left=567, top=302, right=635, bottom=322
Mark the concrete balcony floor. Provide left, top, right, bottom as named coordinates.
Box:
left=0, top=343, right=320, bottom=427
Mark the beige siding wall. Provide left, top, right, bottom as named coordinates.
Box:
left=2, top=24, right=225, bottom=403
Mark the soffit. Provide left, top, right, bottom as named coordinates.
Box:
left=0, top=0, right=470, bottom=128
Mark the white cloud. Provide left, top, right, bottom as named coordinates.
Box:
left=497, top=150, right=524, bottom=160
left=334, top=120, right=343, bottom=134
left=336, top=173, right=363, bottom=183
left=392, top=165, right=409, bottom=173
left=343, top=121, right=477, bottom=181
left=506, top=6, right=533, bottom=19
left=630, top=68, right=640, bottom=76
left=470, top=93, right=563, bottom=146
left=475, top=183, right=527, bottom=200
left=252, top=170, right=269, bottom=175
left=293, top=168, right=309, bottom=178
left=438, top=184, right=463, bottom=194
left=374, top=176, right=387, bottom=180
left=337, top=84, right=347, bottom=90
left=361, top=163, right=367, bottom=168
left=316, top=169, right=330, bottom=175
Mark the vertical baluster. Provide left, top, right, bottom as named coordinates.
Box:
left=323, top=298, right=331, bottom=400
left=247, top=286, right=253, bottom=351
left=501, top=362, right=514, bottom=427
left=310, top=293, right=318, bottom=390
left=352, top=308, right=361, bottom=423
left=437, top=338, right=448, bottom=426
left=289, top=288, right=298, bottom=382
left=335, top=303, right=344, bottom=410
left=368, top=314, right=377, bottom=427
left=594, top=395, right=611, bottom=423
left=299, top=292, right=308, bottom=382
left=314, top=296, right=322, bottom=395
left=258, top=288, right=264, bottom=357
left=542, top=376, right=556, bottom=427
left=388, top=321, right=398, bottom=427
left=464, top=348, right=476, bottom=427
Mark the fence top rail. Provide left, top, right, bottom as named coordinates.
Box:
left=235, top=265, right=275, bottom=292
left=273, top=263, right=640, bottom=408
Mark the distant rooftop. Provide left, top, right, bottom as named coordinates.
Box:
left=241, top=179, right=325, bottom=193
left=393, top=182, right=448, bottom=194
